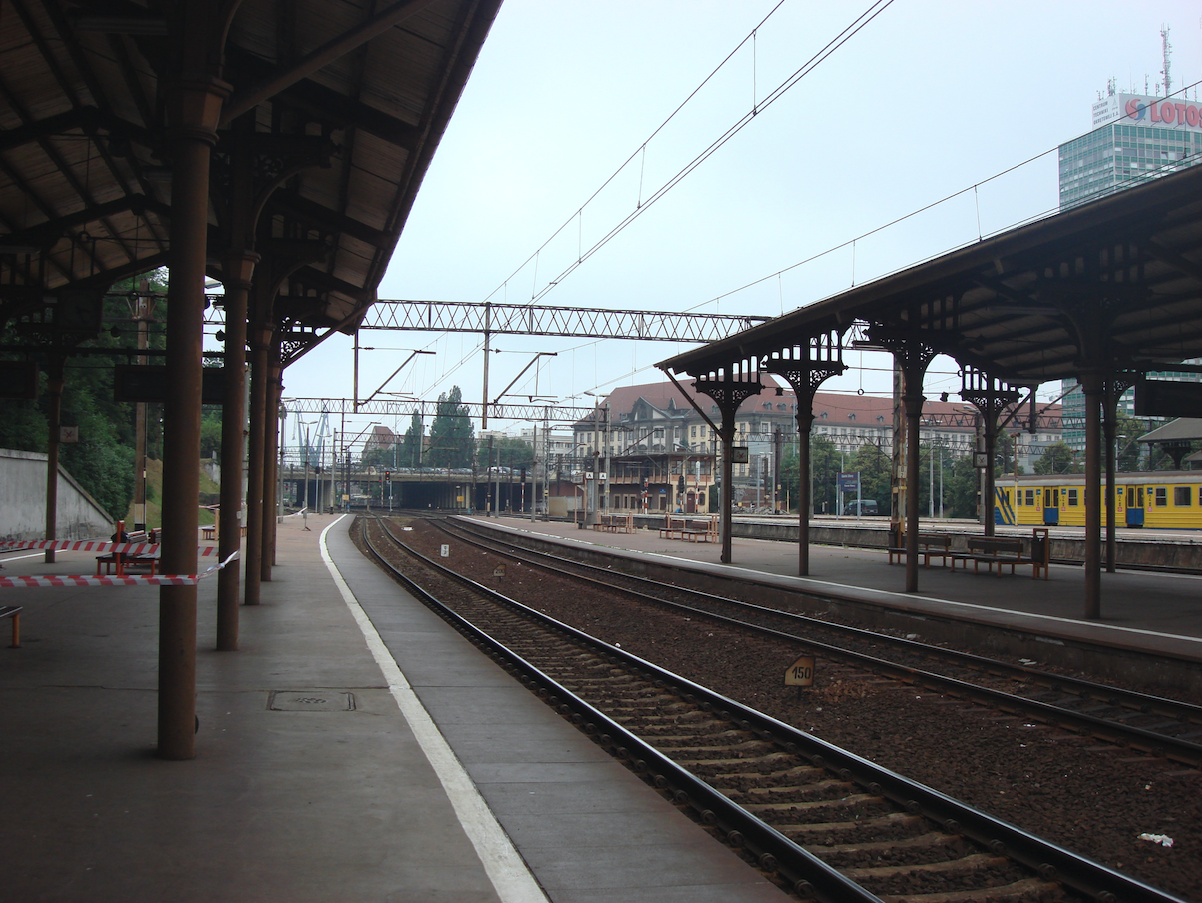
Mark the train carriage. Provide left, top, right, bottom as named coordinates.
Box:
left=994, top=471, right=1202, bottom=530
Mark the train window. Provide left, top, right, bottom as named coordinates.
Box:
left=1155, top=487, right=1167, bottom=507
left=1199, top=487, right=1202, bottom=506
left=1126, top=487, right=1135, bottom=507
left=1025, top=489, right=1035, bottom=506
left=1175, top=486, right=1191, bottom=506
left=1067, top=488, right=1079, bottom=506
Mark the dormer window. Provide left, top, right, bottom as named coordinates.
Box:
left=848, top=413, right=856, bottom=421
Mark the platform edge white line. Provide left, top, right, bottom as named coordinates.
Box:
left=319, top=516, right=549, bottom=903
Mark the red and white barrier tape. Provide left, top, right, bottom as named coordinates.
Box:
left=0, top=540, right=219, bottom=556
left=0, top=551, right=239, bottom=589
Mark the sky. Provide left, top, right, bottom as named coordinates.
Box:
left=280, top=0, right=1202, bottom=442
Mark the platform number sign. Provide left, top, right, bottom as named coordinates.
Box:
left=784, top=655, right=815, bottom=688
left=440, top=544, right=449, bottom=558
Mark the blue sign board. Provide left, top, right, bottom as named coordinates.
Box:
left=837, top=472, right=860, bottom=493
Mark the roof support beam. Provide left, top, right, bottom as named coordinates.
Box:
left=266, top=190, right=390, bottom=246
left=220, top=0, right=439, bottom=125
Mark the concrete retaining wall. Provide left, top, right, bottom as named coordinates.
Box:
left=0, top=448, right=114, bottom=542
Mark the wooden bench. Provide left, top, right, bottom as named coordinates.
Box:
left=951, top=528, right=1051, bottom=579
left=2, top=605, right=21, bottom=648
left=592, top=513, right=634, bottom=534
left=952, top=536, right=1025, bottom=576
left=659, top=514, right=687, bottom=540
left=888, top=532, right=952, bottom=568
left=681, top=517, right=718, bottom=542
left=96, top=529, right=159, bottom=577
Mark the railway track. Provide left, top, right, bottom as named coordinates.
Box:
left=359, top=515, right=1187, bottom=903
left=439, top=516, right=1202, bottom=770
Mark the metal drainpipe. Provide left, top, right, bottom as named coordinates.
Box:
left=216, top=251, right=255, bottom=650
left=262, top=363, right=283, bottom=577
left=243, top=320, right=271, bottom=606
left=43, top=356, right=64, bottom=564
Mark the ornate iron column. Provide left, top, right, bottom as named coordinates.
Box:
left=1103, top=373, right=1136, bottom=573
left=876, top=334, right=937, bottom=593
left=763, top=331, right=846, bottom=576
left=158, top=0, right=231, bottom=760
left=692, top=363, right=763, bottom=564
left=959, top=366, right=1020, bottom=538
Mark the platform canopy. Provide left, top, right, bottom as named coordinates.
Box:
left=658, top=163, right=1202, bottom=385
left=0, top=0, right=501, bottom=337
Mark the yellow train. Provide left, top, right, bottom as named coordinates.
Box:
left=994, top=471, right=1202, bottom=529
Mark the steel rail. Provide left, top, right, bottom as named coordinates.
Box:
left=438, top=517, right=1202, bottom=768
left=363, top=515, right=1189, bottom=903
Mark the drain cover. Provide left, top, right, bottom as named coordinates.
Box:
left=268, top=690, right=356, bottom=712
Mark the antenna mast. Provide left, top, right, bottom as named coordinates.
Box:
left=1160, top=25, right=1172, bottom=96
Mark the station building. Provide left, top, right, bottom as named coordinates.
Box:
left=572, top=380, right=1060, bottom=513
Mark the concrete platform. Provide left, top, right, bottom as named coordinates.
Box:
left=0, top=513, right=786, bottom=903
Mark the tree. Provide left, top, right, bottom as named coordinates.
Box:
left=399, top=412, right=424, bottom=467
left=848, top=442, right=892, bottom=516
left=476, top=436, right=533, bottom=470
left=427, top=386, right=474, bottom=467
left=199, top=410, right=222, bottom=460
left=792, top=434, right=842, bottom=515
left=1034, top=441, right=1078, bottom=475
left=0, top=270, right=170, bottom=518
left=943, top=454, right=983, bottom=519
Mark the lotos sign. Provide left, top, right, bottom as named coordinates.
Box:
left=1125, top=97, right=1202, bottom=128
left=1092, top=93, right=1202, bottom=131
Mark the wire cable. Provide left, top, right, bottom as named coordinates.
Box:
left=480, top=0, right=894, bottom=309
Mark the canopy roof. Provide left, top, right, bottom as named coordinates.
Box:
left=1137, top=417, right=1202, bottom=443
left=0, top=0, right=501, bottom=333
left=659, top=163, right=1202, bottom=386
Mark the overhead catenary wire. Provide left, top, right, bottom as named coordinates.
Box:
left=479, top=0, right=894, bottom=310
left=693, top=76, right=1202, bottom=314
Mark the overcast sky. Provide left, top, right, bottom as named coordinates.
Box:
left=281, top=0, right=1202, bottom=440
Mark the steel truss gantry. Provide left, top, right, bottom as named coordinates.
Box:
left=360, top=300, right=771, bottom=342
left=282, top=396, right=595, bottom=423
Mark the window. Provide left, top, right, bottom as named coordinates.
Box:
left=1025, top=489, right=1035, bottom=506
left=1067, top=488, right=1079, bottom=506
left=690, top=426, right=696, bottom=438
left=1198, top=486, right=1202, bottom=506
left=1174, top=486, right=1191, bottom=506
left=1155, top=487, right=1167, bottom=507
